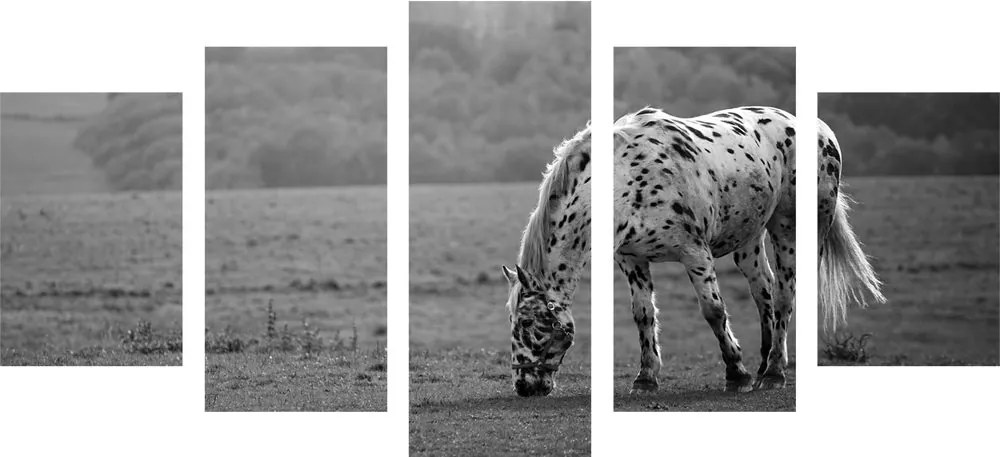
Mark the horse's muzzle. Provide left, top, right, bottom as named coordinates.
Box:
left=514, top=376, right=554, bottom=397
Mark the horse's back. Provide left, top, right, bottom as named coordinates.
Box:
left=614, top=106, right=796, bottom=261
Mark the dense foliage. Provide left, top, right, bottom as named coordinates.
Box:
left=615, top=47, right=796, bottom=118
left=73, top=93, right=182, bottom=191
left=820, top=93, right=999, bottom=175
left=409, top=2, right=590, bottom=183
left=206, top=47, right=387, bottom=189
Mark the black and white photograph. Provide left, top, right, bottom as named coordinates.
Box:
left=612, top=47, right=796, bottom=411
left=4, top=1, right=1000, bottom=457
left=817, top=92, right=999, bottom=366
left=408, top=2, right=591, bottom=455
left=0, top=92, right=183, bottom=366
left=203, top=47, right=387, bottom=411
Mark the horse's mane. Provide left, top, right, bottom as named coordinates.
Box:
left=613, top=107, right=657, bottom=146
left=517, top=123, right=591, bottom=275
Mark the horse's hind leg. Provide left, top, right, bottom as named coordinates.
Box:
left=733, top=233, right=776, bottom=386
left=616, top=254, right=660, bottom=393
left=761, top=215, right=796, bottom=389
left=682, top=249, right=753, bottom=392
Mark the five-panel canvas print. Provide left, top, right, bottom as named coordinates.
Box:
left=1, top=1, right=998, bottom=456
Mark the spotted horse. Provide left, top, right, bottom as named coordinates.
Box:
left=501, top=125, right=591, bottom=397
left=615, top=106, right=798, bottom=393
left=817, top=119, right=885, bottom=331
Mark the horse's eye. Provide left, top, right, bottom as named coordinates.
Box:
left=552, top=321, right=562, bottom=329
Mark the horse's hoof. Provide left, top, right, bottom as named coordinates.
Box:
left=630, top=378, right=659, bottom=394
left=725, top=372, right=754, bottom=393
left=725, top=380, right=754, bottom=393
left=755, top=375, right=786, bottom=390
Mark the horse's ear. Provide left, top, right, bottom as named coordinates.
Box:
left=501, top=265, right=517, bottom=285
left=614, top=128, right=628, bottom=152
left=514, top=265, right=537, bottom=291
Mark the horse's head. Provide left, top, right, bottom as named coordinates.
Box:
left=501, top=264, right=575, bottom=397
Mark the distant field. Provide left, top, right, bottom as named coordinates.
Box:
left=1, top=118, right=109, bottom=195
left=205, top=187, right=387, bottom=411
left=0, top=192, right=182, bottom=365
left=410, top=183, right=591, bottom=456
left=818, top=176, right=999, bottom=366
left=1, top=94, right=109, bottom=195
left=1, top=93, right=106, bottom=117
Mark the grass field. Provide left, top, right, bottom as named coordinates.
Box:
left=612, top=235, right=797, bottom=411
left=205, top=187, right=387, bottom=411
left=818, top=176, right=999, bottom=366
left=1, top=95, right=180, bottom=365
left=1, top=192, right=182, bottom=365
left=411, top=183, right=591, bottom=456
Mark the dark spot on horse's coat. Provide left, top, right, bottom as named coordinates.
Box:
left=684, top=124, right=714, bottom=142
left=578, top=152, right=590, bottom=172
left=671, top=141, right=697, bottom=162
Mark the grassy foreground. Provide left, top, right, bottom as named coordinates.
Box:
left=410, top=349, right=590, bottom=456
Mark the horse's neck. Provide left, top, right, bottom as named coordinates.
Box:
left=542, top=178, right=590, bottom=304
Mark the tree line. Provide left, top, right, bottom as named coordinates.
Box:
left=74, top=93, right=182, bottom=191
left=820, top=93, right=999, bottom=176
left=75, top=47, right=390, bottom=191
left=409, top=2, right=590, bottom=184
left=205, top=47, right=387, bottom=189
left=615, top=47, right=796, bottom=118
left=83, top=47, right=991, bottom=188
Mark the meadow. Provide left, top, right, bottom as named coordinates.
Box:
left=1, top=100, right=180, bottom=365
left=0, top=192, right=182, bottom=366
left=410, top=183, right=591, bottom=456
left=204, top=187, right=387, bottom=411
left=818, top=176, right=999, bottom=366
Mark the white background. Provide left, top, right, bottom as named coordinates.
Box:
left=0, top=0, right=997, bottom=456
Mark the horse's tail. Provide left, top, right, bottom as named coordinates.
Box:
left=818, top=192, right=886, bottom=331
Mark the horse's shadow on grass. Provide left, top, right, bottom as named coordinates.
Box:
left=617, top=388, right=740, bottom=405
left=612, top=378, right=796, bottom=411
left=414, top=392, right=590, bottom=414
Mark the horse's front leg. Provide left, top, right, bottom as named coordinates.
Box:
left=682, top=249, right=753, bottom=392
left=616, top=254, right=660, bottom=393
left=761, top=223, right=796, bottom=389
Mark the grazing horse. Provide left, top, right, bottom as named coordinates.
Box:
left=614, top=106, right=797, bottom=392
left=502, top=125, right=591, bottom=397
left=817, top=119, right=885, bottom=330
